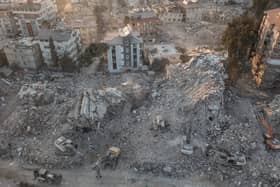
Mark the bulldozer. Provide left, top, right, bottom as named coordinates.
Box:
left=33, top=168, right=62, bottom=185
left=256, top=113, right=280, bottom=150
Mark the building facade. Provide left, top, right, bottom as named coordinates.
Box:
left=252, top=8, right=280, bottom=87
left=4, top=38, right=43, bottom=69
left=107, top=33, right=144, bottom=73
left=12, top=0, right=57, bottom=37
left=37, top=28, right=81, bottom=66
left=63, top=2, right=97, bottom=47
left=129, top=10, right=162, bottom=36
left=155, top=4, right=186, bottom=23
left=0, top=8, right=17, bottom=39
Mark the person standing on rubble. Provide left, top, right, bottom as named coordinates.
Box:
left=92, top=156, right=102, bottom=180
left=95, top=165, right=102, bottom=180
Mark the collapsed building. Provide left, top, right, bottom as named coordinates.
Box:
left=252, top=8, right=280, bottom=88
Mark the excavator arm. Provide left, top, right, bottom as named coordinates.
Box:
left=256, top=114, right=273, bottom=139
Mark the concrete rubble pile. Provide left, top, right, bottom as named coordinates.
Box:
left=129, top=54, right=226, bottom=176
left=18, top=82, right=55, bottom=106
left=164, top=54, right=225, bottom=139
left=77, top=88, right=126, bottom=121
left=129, top=54, right=278, bottom=186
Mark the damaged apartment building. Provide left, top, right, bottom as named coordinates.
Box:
left=107, top=32, right=145, bottom=73
left=252, top=8, right=280, bottom=88
left=37, top=28, right=81, bottom=66
left=127, top=10, right=162, bottom=42
left=3, top=28, right=81, bottom=69
left=12, top=0, right=57, bottom=37
left=4, top=37, right=43, bottom=69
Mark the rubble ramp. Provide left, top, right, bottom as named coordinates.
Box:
left=165, top=54, right=225, bottom=136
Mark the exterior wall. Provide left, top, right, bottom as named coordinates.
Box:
left=4, top=42, right=43, bottom=69
left=252, top=9, right=280, bottom=87
left=13, top=0, right=57, bottom=37
left=39, top=30, right=81, bottom=66
left=0, top=10, right=17, bottom=38
left=108, top=41, right=143, bottom=73
left=131, top=18, right=161, bottom=36
left=160, top=12, right=184, bottom=23
left=268, top=59, right=280, bottom=66
left=185, top=7, right=203, bottom=22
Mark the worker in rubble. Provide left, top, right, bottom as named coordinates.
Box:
left=92, top=156, right=102, bottom=180
left=96, top=165, right=102, bottom=180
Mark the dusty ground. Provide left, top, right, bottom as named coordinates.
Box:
left=0, top=160, right=219, bottom=187
left=1, top=54, right=280, bottom=187
left=161, top=22, right=226, bottom=49
left=1, top=3, right=279, bottom=187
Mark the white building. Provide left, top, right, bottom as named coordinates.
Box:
left=37, top=28, right=81, bottom=66
left=107, top=33, right=145, bottom=73
left=12, top=0, right=57, bottom=37
left=4, top=37, right=43, bottom=69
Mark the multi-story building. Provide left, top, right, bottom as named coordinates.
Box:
left=107, top=33, right=145, bottom=73
left=0, top=7, right=17, bottom=39
left=128, top=10, right=162, bottom=39
left=63, top=2, right=97, bottom=47
left=4, top=37, right=43, bottom=69
left=37, top=28, right=81, bottom=66
left=12, top=0, right=57, bottom=37
left=155, top=4, right=186, bottom=23
left=252, top=8, right=280, bottom=87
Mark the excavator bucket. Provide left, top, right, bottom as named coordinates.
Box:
left=108, top=147, right=121, bottom=157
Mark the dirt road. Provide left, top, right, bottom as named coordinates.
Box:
left=0, top=160, right=218, bottom=187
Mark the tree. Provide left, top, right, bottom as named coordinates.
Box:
left=49, top=37, right=58, bottom=67
left=222, top=15, right=258, bottom=83
left=0, top=49, right=8, bottom=66
left=151, top=58, right=170, bottom=73
left=79, top=43, right=108, bottom=66
left=60, top=55, right=77, bottom=72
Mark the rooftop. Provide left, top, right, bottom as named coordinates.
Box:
left=13, top=3, right=41, bottom=12
left=107, top=33, right=143, bottom=46
left=38, top=29, right=74, bottom=42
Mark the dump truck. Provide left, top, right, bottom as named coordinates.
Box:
left=152, top=115, right=169, bottom=130
left=33, top=168, right=62, bottom=185
left=54, top=136, right=77, bottom=156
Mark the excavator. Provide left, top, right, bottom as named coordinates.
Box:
left=92, top=146, right=121, bottom=170
left=256, top=112, right=280, bottom=150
